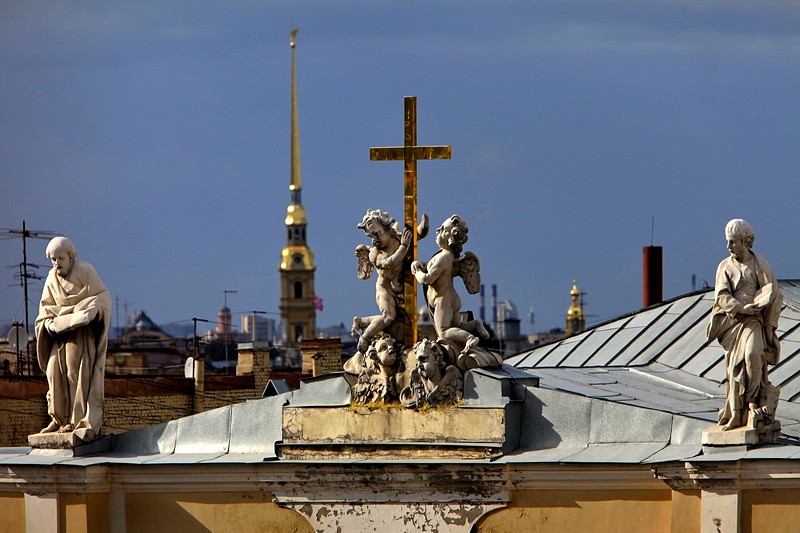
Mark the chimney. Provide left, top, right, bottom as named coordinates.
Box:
left=642, top=246, right=663, bottom=307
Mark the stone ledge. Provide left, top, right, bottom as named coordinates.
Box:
left=281, top=405, right=509, bottom=460
left=283, top=406, right=506, bottom=444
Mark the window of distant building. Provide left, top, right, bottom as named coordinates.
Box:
left=294, top=281, right=303, bottom=298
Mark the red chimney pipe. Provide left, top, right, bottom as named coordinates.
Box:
left=643, top=246, right=663, bottom=307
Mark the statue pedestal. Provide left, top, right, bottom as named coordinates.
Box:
left=27, top=432, right=111, bottom=457
left=277, top=405, right=510, bottom=460
left=28, top=432, right=81, bottom=449
left=701, top=421, right=781, bottom=453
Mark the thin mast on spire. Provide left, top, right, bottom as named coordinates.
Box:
left=289, top=28, right=301, bottom=197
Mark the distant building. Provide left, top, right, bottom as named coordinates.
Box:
left=215, top=306, right=236, bottom=341
left=107, top=310, right=189, bottom=375
left=241, top=313, right=276, bottom=343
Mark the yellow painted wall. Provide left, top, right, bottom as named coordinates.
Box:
left=0, top=493, right=25, bottom=532
left=670, top=490, right=700, bottom=533
left=59, top=492, right=109, bottom=533
left=477, top=489, right=673, bottom=533
left=125, top=492, right=314, bottom=533
left=742, top=488, right=800, bottom=533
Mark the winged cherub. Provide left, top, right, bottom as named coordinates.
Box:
left=411, top=215, right=491, bottom=360
left=349, top=209, right=429, bottom=361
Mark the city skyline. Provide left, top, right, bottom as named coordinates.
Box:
left=2, top=1, right=799, bottom=338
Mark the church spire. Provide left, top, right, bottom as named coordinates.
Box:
left=279, top=28, right=316, bottom=345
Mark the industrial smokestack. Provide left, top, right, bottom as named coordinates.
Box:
left=643, top=246, right=663, bottom=307
left=492, top=284, right=498, bottom=328
left=479, top=284, right=485, bottom=322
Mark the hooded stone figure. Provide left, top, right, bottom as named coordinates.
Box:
left=35, top=236, right=111, bottom=442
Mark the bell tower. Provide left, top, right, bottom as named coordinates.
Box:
left=565, top=280, right=586, bottom=336
left=279, top=29, right=316, bottom=345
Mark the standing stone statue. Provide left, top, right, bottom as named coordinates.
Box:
left=707, top=219, right=782, bottom=433
left=35, top=237, right=110, bottom=442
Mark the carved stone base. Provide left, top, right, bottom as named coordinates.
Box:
left=701, top=421, right=781, bottom=450
left=28, top=431, right=81, bottom=449
left=27, top=432, right=111, bottom=457
left=278, top=405, right=508, bottom=460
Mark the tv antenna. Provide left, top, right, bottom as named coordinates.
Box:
left=1, top=221, right=59, bottom=374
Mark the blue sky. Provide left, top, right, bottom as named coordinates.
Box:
left=1, top=1, right=799, bottom=338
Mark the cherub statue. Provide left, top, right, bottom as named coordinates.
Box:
left=349, top=209, right=428, bottom=359
left=411, top=215, right=499, bottom=369
left=350, top=332, right=404, bottom=404
left=400, top=338, right=463, bottom=409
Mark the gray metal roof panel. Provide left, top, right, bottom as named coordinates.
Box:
left=588, top=399, right=672, bottom=444
left=776, top=400, right=800, bottom=424
left=691, top=450, right=749, bottom=462
left=616, top=311, right=693, bottom=367
left=679, top=346, right=723, bottom=379
left=629, top=304, right=709, bottom=369
left=702, top=359, right=727, bottom=383
left=66, top=453, right=176, bottom=466
left=534, top=372, right=623, bottom=399
left=498, top=447, right=588, bottom=463
left=229, top=393, right=288, bottom=455
left=174, top=405, right=231, bottom=455
left=536, top=368, right=617, bottom=386
left=742, top=445, right=800, bottom=460
left=608, top=369, right=716, bottom=402
left=628, top=364, right=725, bottom=398
left=560, top=443, right=667, bottom=463
left=661, top=323, right=713, bottom=370
left=780, top=280, right=800, bottom=311
left=583, top=327, right=646, bottom=367
left=769, top=340, right=800, bottom=390
left=537, top=337, right=585, bottom=367
left=204, top=453, right=278, bottom=463
left=560, top=327, right=620, bottom=367
left=113, top=420, right=178, bottom=455
left=597, top=384, right=714, bottom=415
left=519, top=388, right=592, bottom=450
left=145, top=452, right=226, bottom=464
left=643, top=444, right=702, bottom=463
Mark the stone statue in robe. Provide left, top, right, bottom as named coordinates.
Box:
left=707, top=219, right=782, bottom=432
left=35, top=237, right=111, bottom=442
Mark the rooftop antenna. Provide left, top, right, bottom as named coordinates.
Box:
left=1, top=221, right=58, bottom=374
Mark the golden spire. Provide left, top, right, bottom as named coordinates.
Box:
left=289, top=28, right=301, bottom=193
left=280, top=28, right=314, bottom=270
left=566, top=279, right=585, bottom=335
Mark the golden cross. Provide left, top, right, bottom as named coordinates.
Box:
left=370, top=96, right=452, bottom=346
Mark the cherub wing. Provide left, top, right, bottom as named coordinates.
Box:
left=454, top=251, right=481, bottom=294
left=355, top=244, right=374, bottom=280
left=428, top=366, right=464, bottom=406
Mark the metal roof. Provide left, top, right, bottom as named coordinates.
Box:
left=506, top=280, right=800, bottom=437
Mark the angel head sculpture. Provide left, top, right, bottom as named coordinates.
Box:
left=400, top=338, right=463, bottom=409
left=350, top=332, right=404, bottom=404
